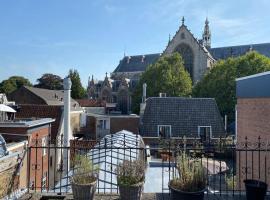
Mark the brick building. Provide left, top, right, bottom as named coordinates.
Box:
left=236, top=71, right=270, bottom=189
left=0, top=118, right=55, bottom=190
left=85, top=113, right=140, bottom=140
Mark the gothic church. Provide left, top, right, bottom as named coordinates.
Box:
left=87, top=17, right=270, bottom=114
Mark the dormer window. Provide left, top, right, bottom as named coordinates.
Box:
left=158, top=125, right=171, bottom=138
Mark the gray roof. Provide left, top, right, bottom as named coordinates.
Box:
left=113, top=53, right=160, bottom=73
left=141, top=97, right=225, bottom=137
left=210, top=43, right=270, bottom=60
left=236, top=71, right=270, bottom=98
left=113, top=43, right=270, bottom=74
left=24, top=86, right=79, bottom=107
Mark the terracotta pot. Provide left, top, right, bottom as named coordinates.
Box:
left=118, top=181, right=144, bottom=200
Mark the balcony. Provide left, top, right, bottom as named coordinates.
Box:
left=2, top=133, right=270, bottom=200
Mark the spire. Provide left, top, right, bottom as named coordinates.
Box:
left=181, top=16, right=185, bottom=25
left=202, top=17, right=211, bottom=48
left=168, top=34, right=171, bottom=45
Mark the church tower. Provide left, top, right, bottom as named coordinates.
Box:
left=202, top=17, right=211, bottom=48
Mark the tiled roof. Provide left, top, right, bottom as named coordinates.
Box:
left=210, top=43, right=270, bottom=60
left=141, top=97, right=225, bottom=137
left=15, top=104, right=63, bottom=141
left=113, top=53, right=160, bottom=73
left=24, top=86, right=79, bottom=107
left=76, top=99, right=105, bottom=107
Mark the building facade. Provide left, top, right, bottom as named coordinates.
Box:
left=87, top=17, right=270, bottom=114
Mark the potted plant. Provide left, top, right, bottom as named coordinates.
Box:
left=168, top=152, right=207, bottom=200
left=71, top=154, right=98, bottom=200
left=116, top=159, right=145, bottom=200
left=244, top=179, right=268, bottom=200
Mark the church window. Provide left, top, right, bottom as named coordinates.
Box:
left=174, top=43, right=194, bottom=80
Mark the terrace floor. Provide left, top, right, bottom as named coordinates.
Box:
left=19, top=192, right=269, bottom=200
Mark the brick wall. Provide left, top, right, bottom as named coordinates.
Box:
left=110, top=117, right=139, bottom=134
left=237, top=98, right=270, bottom=189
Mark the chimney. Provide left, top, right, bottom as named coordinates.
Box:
left=141, top=55, right=145, bottom=63
left=63, top=77, right=72, bottom=174
left=159, top=93, right=166, bottom=97
left=127, top=56, right=131, bottom=64
left=142, top=83, right=147, bottom=103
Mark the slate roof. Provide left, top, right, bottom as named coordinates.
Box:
left=113, top=43, right=270, bottom=74
left=141, top=97, right=225, bottom=137
left=15, top=104, right=63, bottom=141
left=113, top=53, right=160, bottom=73
left=24, top=86, right=80, bottom=106
left=210, top=43, right=270, bottom=60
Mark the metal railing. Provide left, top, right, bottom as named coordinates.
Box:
left=25, top=134, right=270, bottom=199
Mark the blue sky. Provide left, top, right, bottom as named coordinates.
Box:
left=0, top=0, right=269, bottom=87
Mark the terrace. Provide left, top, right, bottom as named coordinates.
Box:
left=2, top=131, right=270, bottom=200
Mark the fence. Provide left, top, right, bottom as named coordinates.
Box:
left=25, top=134, right=270, bottom=198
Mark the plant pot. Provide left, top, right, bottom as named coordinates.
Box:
left=168, top=183, right=205, bottom=200
left=71, top=180, right=97, bottom=200
left=244, top=179, right=267, bottom=200
left=118, top=181, right=144, bottom=200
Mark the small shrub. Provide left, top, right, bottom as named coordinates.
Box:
left=116, top=160, right=145, bottom=186
left=226, top=175, right=236, bottom=190
left=170, top=152, right=207, bottom=192
left=72, top=154, right=98, bottom=184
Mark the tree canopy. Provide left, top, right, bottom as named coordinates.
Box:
left=68, top=69, right=87, bottom=99
left=132, top=52, right=192, bottom=113
left=0, top=76, right=32, bottom=94
left=193, top=51, right=270, bottom=122
left=35, top=73, right=63, bottom=90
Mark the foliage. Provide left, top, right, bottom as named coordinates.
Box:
left=132, top=53, right=192, bottom=113
left=35, top=73, right=63, bottom=90
left=170, top=152, right=206, bottom=192
left=116, top=160, right=145, bottom=186
left=72, top=154, right=98, bottom=184
left=68, top=69, right=87, bottom=99
left=226, top=174, right=236, bottom=190
left=0, top=76, right=32, bottom=94
left=193, top=51, right=270, bottom=122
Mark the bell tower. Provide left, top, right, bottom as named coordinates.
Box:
left=202, top=17, right=211, bottom=48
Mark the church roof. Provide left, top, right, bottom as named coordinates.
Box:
left=210, top=43, right=270, bottom=60
left=113, top=53, right=160, bottom=73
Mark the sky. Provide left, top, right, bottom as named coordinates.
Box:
left=0, top=0, right=269, bottom=87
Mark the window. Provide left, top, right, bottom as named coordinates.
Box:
left=42, top=137, right=47, bottom=156
left=98, top=120, right=107, bottom=129
left=158, top=125, right=171, bottom=138
left=174, top=44, right=194, bottom=80
left=198, top=126, right=212, bottom=142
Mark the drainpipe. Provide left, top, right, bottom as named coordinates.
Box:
left=63, top=77, right=72, bottom=174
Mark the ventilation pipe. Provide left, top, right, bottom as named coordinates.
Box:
left=142, top=83, right=147, bottom=103
left=63, top=77, right=72, bottom=173
left=224, top=114, right=227, bottom=132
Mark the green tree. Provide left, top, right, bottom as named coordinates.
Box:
left=132, top=52, right=192, bottom=113
left=68, top=69, right=87, bottom=99
left=193, top=51, right=270, bottom=122
left=35, top=73, right=63, bottom=90
left=0, top=76, right=32, bottom=94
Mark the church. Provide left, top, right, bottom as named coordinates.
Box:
left=87, top=17, right=270, bottom=114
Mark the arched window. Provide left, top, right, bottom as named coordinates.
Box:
left=174, top=44, right=194, bottom=80
left=117, top=89, right=129, bottom=114
left=101, top=88, right=111, bottom=103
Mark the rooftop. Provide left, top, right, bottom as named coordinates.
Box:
left=0, top=118, right=55, bottom=128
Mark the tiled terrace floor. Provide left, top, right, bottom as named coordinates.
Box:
left=19, top=193, right=270, bottom=200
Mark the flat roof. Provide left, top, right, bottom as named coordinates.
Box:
left=87, top=113, right=139, bottom=118
left=236, top=71, right=270, bottom=98
left=0, top=118, right=55, bottom=128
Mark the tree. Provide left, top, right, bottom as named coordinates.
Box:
left=0, top=76, right=32, bottom=94
left=68, top=69, right=87, bottom=99
left=35, top=73, right=63, bottom=90
left=193, top=51, right=270, bottom=122
left=132, top=52, right=192, bottom=113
